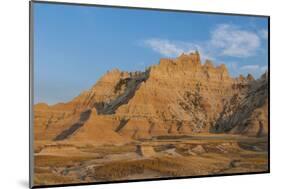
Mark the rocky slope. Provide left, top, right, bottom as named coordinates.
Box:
left=211, top=72, right=268, bottom=137
left=34, top=51, right=268, bottom=144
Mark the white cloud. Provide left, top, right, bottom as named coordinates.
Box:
left=142, top=24, right=267, bottom=78
left=240, top=64, right=268, bottom=78
left=144, top=39, right=185, bottom=57
left=259, top=29, right=268, bottom=39
left=143, top=38, right=214, bottom=62
left=241, top=64, right=260, bottom=70
left=210, top=24, right=260, bottom=57
left=260, top=65, right=268, bottom=72
left=144, top=24, right=263, bottom=59
left=217, top=61, right=267, bottom=78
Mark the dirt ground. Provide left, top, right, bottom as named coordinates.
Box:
left=33, top=134, right=268, bottom=186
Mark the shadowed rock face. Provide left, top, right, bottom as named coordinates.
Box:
left=54, top=109, right=92, bottom=141
left=34, top=51, right=268, bottom=144
left=211, top=72, right=268, bottom=137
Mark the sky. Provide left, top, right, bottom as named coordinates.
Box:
left=33, top=2, right=269, bottom=105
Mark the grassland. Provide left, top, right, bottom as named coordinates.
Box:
left=33, top=134, right=268, bottom=186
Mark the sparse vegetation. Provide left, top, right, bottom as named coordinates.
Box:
left=34, top=136, right=268, bottom=185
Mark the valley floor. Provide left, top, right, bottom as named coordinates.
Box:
left=33, top=134, right=268, bottom=186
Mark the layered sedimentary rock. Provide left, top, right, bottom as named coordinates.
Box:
left=211, top=72, right=268, bottom=137
left=34, top=51, right=268, bottom=144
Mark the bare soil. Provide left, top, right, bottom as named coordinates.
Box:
left=33, top=134, right=268, bottom=186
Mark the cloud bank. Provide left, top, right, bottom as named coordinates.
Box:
left=143, top=39, right=213, bottom=61
left=210, top=24, right=260, bottom=57
left=144, top=24, right=266, bottom=59
left=143, top=24, right=268, bottom=78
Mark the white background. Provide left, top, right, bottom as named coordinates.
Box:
left=0, top=0, right=279, bottom=188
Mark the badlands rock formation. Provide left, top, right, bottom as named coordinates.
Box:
left=34, top=51, right=268, bottom=145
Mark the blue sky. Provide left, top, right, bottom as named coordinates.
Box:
left=33, top=2, right=268, bottom=105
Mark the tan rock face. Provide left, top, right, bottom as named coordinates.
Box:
left=34, top=52, right=268, bottom=144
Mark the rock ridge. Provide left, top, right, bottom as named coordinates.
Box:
left=34, top=51, right=268, bottom=143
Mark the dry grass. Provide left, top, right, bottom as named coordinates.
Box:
left=93, top=160, right=145, bottom=180
left=34, top=173, right=77, bottom=185
left=33, top=137, right=268, bottom=185
left=78, top=144, right=136, bottom=155
left=92, top=155, right=231, bottom=181
left=35, top=155, right=94, bottom=167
